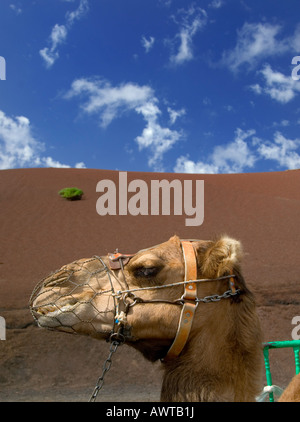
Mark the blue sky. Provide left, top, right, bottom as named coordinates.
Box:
left=0, top=0, right=300, bottom=173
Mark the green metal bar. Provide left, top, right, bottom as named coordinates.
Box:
left=263, top=346, right=274, bottom=402
left=294, top=347, right=300, bottom=375
left=263, top=340, right=300, bottom=349
left=262, top=340, right=300, bottom=402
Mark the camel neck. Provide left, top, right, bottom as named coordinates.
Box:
left=160, top=295, right=263, bottom=402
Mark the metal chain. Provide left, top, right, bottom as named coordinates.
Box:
left=114, top=288, right=241, bottom=307
left=196, top=289, right=241, bottom=303
left=88, top=340, right=122, bottom=402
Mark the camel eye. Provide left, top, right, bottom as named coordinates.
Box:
left=134, top=267, right=160, bottom=278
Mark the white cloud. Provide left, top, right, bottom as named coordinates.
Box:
left=65, top=77, right=183, bottom=170
left=291, top=25, right=300, bottom=51
left=135, top=102, right=182, bottom=170
left=167, top=107, right=186, bottom=124
left=209, top=0, right=224, bottom=8
left=169, top=5, right=207, bottom=65
left=272, top=119, right=290, bottom=127
left=252, top=65, right=300, bottom=103
left=66, top=78, right=154, bottom=127
left=9, top=4, right=22, bottom=14
left=74, top=161, right=86, bottom=168
left=174, top=156, right=219, bottom=174
left=40, top=24, right=68, bottom=68
left=222, top=22, right=300, bottom=72
left=141, top=36, right=155, bottom=53
left=174, top=128, right=300, bottom=174
left=0, top=110, right=85, bottom=169
left=51, top=23, right=68, bottom=46
left=39, top=156, right=70, bottom=168
left=0, top=111, right=43, bottom=169
left=249, top=83, right=262, bottom=95
left=66, top=0, right=89, bottom=25
left=174, top=128, right=256, bottom=174
left=256, top=132, right=300, bottom=169
left=40, top=0, right=89, bottom=68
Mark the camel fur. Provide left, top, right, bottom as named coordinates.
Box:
left=278, top=373, right=300, bottom=402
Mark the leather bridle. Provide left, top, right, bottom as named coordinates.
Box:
left=101, top=239, right=240, bottom=361
left=163, top=241, right=198, bottom=361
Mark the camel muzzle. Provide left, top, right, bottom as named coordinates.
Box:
left=29, top=256, right=117, bottom=337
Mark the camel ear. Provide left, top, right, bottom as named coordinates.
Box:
left=196, top=236, right=242, bottom=278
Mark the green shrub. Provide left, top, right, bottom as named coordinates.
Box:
left=58, top=187, right=83, bottom=201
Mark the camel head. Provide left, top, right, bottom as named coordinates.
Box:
left=30, top=235, right=246, bottom=361
left=30, top=234, right=264, bottom=402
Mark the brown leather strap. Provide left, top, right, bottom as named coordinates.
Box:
left=229, top=276, right=236, bottom=293
left=163, top=241, right=198, bottom=361
left=108, top=252, right=135, bottom=270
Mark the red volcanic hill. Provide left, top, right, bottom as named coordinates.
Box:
left=0, top=168, right=300, bottom=401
